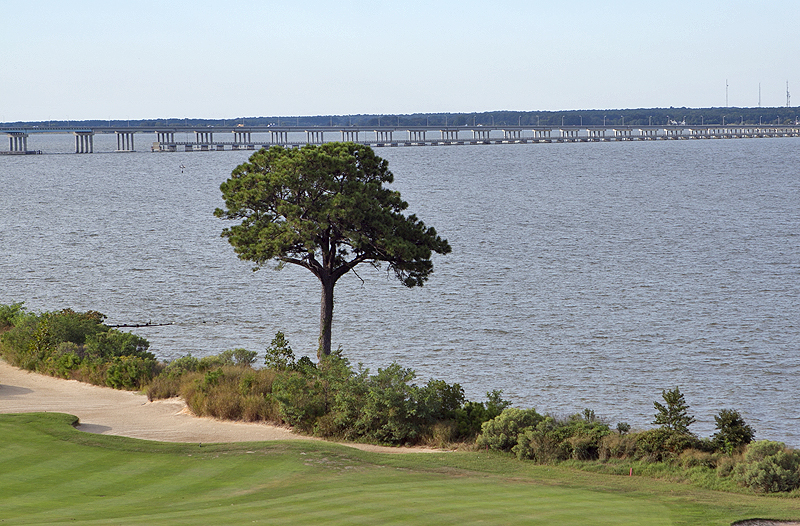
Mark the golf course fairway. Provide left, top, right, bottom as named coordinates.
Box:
left=1, top=413, right=798, bottom=525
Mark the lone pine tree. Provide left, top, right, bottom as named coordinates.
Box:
left=653, top=386, right=696, bottom=434
left=215, top=142, right=451, bottom=358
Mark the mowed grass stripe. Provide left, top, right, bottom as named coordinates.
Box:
left=235, top=477, right=673, bottom=526
left=1, top=414, right=798, bottom=525
left=3, top=442, right=666, bottom=525
left=5, top=454, right=279, bottom=523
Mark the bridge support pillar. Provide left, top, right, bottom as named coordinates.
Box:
left=74, top=132, right=94, bottom=153
left=588, top=129, right=605, bottom=139
left=408, top=130, right=426, bottom=142
left=115, top=131, right=135, bottom=151
left=559, top=129, right=579, bottom=139
left=472, top=129, right=490, bottom=140
left=503, top=129, right=521, bottom=140
left=639, top=129, right=658, bottom=139
left=306, top=130, right=324, bottom=144
left=157, top=131, right=175, bottom=143
left=341, top=130, right=359, bottom=142
left=534, top=129, right=551, bottom=139
left=195, top=131, right=213, bottom=144
left=441, top=129, right=458, bottom=141
left=270, top=130, right=288, bottom=144
left=8, top=133, right=29, bottom=152
left=232, top=131, right=251, bottom=143
left=375, top=130, right=392, bottom=143
left=613, top=129, right=632, bottom=140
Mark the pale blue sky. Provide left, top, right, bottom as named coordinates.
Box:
left=1, top=0, right=798, bottom=121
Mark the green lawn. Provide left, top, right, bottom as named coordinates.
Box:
left=1, top=413, right=798, bottom=525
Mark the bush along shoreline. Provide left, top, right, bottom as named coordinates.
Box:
left=2, top=303, right=798, bottom=495
left=0, top=303, right=155, bottom=389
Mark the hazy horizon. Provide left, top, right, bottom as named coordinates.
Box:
left=2, top=1, right=798, bottom=122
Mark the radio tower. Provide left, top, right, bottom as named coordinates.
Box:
left=726, top=79, right=729, bottom=107
left=787, top=81, right=791, bottom=108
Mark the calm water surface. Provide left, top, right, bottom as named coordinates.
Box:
left=1, top=135, right=798, bottom=445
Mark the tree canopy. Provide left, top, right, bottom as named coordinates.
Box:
left=214, top=142, right=451, bottom=358
left=653, top=386, right=695, bottom=434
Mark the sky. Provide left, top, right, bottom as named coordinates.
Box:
left=1, top=0, right=798, bottom=122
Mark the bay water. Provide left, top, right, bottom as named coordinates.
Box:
left=1, top=134, right=798, bottom=446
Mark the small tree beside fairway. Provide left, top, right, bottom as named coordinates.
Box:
left=653, top=386, right=695, bottom=434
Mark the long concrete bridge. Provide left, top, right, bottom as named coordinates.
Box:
left=3, top=124, right=800, bottom=154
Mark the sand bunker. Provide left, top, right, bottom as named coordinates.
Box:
left=0, top=360, right=433, bottom=453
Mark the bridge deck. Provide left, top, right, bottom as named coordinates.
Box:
left=3, top=124, right=800, bottom=154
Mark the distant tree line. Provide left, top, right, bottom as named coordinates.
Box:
left=5, top=107, right=800, bottom=129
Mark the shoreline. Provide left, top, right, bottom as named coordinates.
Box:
left=0, top=359, right=438, bottom=454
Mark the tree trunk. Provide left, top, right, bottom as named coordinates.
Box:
left=318, top=273, right=335, bottom=359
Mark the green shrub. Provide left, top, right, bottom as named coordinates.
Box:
left=321, top=360, right=369, bottom=440
left=270, top=351, right=339, bottom=432
left=455, top=402, right=491, bottom=438
left=635, top=428, right=699, bottom=462
left=193, top=349, right=260, bottom=372
left=85, top=330, right=153, bottom=360
left=513, top=426, right=563, bottom=462
left=510, top=415, right=612, bottom=463
left=273, top=371, right=326, bottom=431
left=733, top=440, right=800, bottom=493
left=0, top=302, right=26, bottom=330
left=284, top=357, right=470, bottom=445
left=22, top=315, right=58, bottom=371
left=205, top=348, right=259, bottom=367
left=104, top=355, right=157, bottom=390
left=454, top=390, right=511, bottom=439
left=0, top=312, right=39, bottom=365
left=417, top=379, right=465, bottom=422
left=164, top=354, right=201, bottom=377
left=225, top=348, right=258, bottom=366
left=741, top=440, right=786, bottom=463
left=352, top=363, right=423, bottom=444
left=569, top=434, right=600, bottom=461
left=44, top=342, right=83, bottom=378
left=712, top=409, right=755, bottom=454
left=476, top=408, right=545, bottom=452
left=0, top=308, right=115, bottom=371
left=47, top=309, right=106, bottom=346
left=197, top=354, right=228, bottom=371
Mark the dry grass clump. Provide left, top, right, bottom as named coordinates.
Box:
left=175, top=367, right=280, bottom=422
left=598, top=433, right=639, bottom=461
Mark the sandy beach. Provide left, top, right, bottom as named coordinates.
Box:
left=0, top=359, right=432, bottom=453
